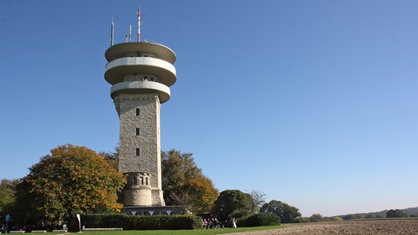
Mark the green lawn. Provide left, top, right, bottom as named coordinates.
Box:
left=75, top=226, right=282, bottom=235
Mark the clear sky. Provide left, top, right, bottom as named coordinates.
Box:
left=1, top=0, right=418, bottom=217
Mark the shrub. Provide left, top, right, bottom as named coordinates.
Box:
left=238, top=213, right=280, bottom=227
left=67, top=215, right=81, bottom=232
left=230, top=209, right=251, bottom=220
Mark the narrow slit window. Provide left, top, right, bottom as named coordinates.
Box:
left=136, top=108, right=140, bottom=116
left=136, top=148, right=140, bottom=156
left=131, top=177, right=137, bottom=186
left=136, top=128, right=140, bottom=136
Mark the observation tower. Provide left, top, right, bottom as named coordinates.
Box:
left=104, top=10, right=176, bottom=212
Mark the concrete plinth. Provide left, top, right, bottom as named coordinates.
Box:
left=123, top=205, right=187, bottom=216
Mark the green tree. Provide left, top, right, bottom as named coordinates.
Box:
left=0, top=179, right=18, bottom=217
left=309, top=213, right=324, bottom=222
left=99, top=146, right=119, bottom=171
left=15, top=144, right=126, bottom=222
left=161, top=150, right=218, bottom=213
left=212, top=190, right=251, bottom=220
left=261, top=200, right=301, bottom=223
left=386, top=209, right=406, bottom=218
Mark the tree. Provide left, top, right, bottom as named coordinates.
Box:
left=212, top=190, right=251, bottom=220
left=261, top=200, right=301, bottom=223
left=99, top=146, right=119, bottom=171
left=386, top=209, right=407, bottom=218
left=183, top=176, right=219, bottom=214
left=309, top=213, right=324, bottom=222
left=161, top=150, right=218, bottom=213
left=248, top=190, right=266, bottom=213
left=15, top=144, right=126, bottom=222
left=0, top=179, right=18, bottom=217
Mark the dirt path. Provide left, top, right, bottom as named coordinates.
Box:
left=225, top=219, right=418, bottom=235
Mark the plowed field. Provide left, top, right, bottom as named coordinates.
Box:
left=228, top=219, right=418, bottom=235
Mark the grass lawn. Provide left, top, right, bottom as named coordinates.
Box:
left=74, top=226, right=282, bottom=235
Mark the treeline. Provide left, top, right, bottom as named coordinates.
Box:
left=299, top=207, right=418, bottom=223
left=339, top=207, right=418, bottom=220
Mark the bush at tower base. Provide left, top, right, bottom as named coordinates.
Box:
left=238, top=213, right=281, bottom=227
left=77, top=214, right=199, bottom=230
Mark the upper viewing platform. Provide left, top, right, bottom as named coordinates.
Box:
left=104, top=10, right=177, bottom=103
left=104, top=42, right=177, bottom=87
left=105, top=42, right=176, bottom=64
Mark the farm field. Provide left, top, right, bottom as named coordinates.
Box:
left=224, top=219, right=418, bottom=235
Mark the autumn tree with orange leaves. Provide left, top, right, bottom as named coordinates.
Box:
left=162, top=150, right=218, bottom=214
left=184, top=175, right=219, bottom=214
left=15, top=144, right=126, bottom=222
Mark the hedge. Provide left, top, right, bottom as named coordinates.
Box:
left=74, top=214, right=199, bottom=230
left=238, top=213, right=281, bottom=227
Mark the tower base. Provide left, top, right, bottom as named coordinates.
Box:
left=123, top=172, right=165, bottom=207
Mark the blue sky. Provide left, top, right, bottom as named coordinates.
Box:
left=1, top=0, right=418, bottom=217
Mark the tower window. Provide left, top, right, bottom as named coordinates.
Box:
left=136, top=108, right=140, bottom=116
left=136, top=148, right=140, bottom=156
left=136, top=128, right=140, bottom=136
left=131, top=177, right=137, bottom=186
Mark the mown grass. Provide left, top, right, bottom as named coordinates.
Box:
left=73, top=225, right=282, bottom=235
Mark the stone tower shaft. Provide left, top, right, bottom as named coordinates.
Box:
left=104, top=42, right=176, bottom=207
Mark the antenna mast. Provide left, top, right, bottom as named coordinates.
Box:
left=129, top=25, right=132, bottom=42
left=137, top=7, right=141, bottom=42
left=110, top=17, right=114, bottom=46
left=111, top=8, right=141, bottom=45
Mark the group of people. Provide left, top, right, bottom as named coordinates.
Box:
left=1, top=221, right=67, bottom=233
left=201, top=217, right=237, bottom=229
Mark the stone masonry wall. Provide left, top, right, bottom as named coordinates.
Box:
left=115, top=93, right=162, bottom=190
